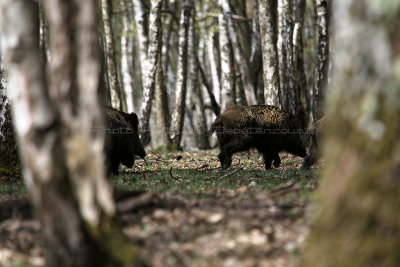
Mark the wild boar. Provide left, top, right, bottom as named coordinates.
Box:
left=104, top=106, right=146, bottom=175
left=211, top=105, right=306, bottom=169
left=302, top=117, right=324, bottom=169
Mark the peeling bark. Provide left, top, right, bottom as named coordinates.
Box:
left=101, top=0, right=125, bottom=110
left=259, top=0, right=281, bottom=106
left=139, top=0, right=163, bottom=146
left=220, top=0, right=257, bottom=106
left=170, top=0, right=193, bottom=148
left=312, top=0, right=330, bottom=121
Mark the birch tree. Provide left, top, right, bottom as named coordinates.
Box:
left=189, top=6, right=210, bottom=149
left=302, top=0, right=400, bottom=265
left=218, top=0, right=236, bottom=111
left=101, top=0, right=125, bottom=110
left=0, top=0, right=141, bottom=265
left=170, top=0, right=193, bottom=148
left=220, top=0, right=257, bottom=106
left=139, top=0, right=163, bottom=146
left=259, top=0, right=281, bottom=106
left=278, top=0, right=297, bottom=115
left=120, top=0, right=135, bottom=113
left=312, top=0, right=330, bottom=121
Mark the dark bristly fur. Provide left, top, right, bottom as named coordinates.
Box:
left=105, top=106, right=146, bottom=175
left=211, top=105, right=307, bottom=170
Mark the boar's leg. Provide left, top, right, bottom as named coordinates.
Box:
left=219, top=141, right=249, bottom=169
left=218, top=150, right=232, bottom=169
left=272, top=153, right=281, bottom=168
left=302, top=154, right=316, bottom=169
left=261, top=152, right=274, bottom=170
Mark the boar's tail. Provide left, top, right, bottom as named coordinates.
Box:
left=209, top=122, right=217, bottom=136
left=210, top=117, right=222, bottom=136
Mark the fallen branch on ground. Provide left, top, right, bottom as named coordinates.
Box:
left=217, top=165, right=244, bottom=181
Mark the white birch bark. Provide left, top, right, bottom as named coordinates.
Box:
left=313, top=0, right=330, bottom=121
left=120, top=0, right=135, bottom=113
left=218, top=0, right=235, bottom=111
left=101, top=0, right=125, bottom=110
left=139, top=0, right=163, bottom=146
left=220, top=0, right=257, bottom=106
left=259, top=0, right=281, bottom=106
left=170, top=0, right=193, bottom=147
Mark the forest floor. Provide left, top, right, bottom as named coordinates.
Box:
left=0, top=151, right=320, bottom=267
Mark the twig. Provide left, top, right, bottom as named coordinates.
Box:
left=169, top=167, right=179, bottom=180
left=117, top=192, right=159, bottom=213
left=217, top=165, right=244, bottom=181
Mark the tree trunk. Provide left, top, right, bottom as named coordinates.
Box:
left=189, top=7, right=210, bottom=149
left=170, top=0, right=193, bottom=148
left=139, top=0, right=163, bottom=146
left=0, top=60, right=21, bottom=180
left=0, top=0, right=141, bottom=265
left=293, top=0, right=308, bottom=128
left=220, top=0, right=257, bottom=106
left=302, top=1, right=400, bottom=266
left=101, top=0, right=125, bottom=110
left=120, top=0, right=135, bottom=113
left=153, top=52, right=172, bottom=149
left=312, top=0, right=330, bottom=121
left=133, top=0, right=149, bottom=86
left=207, top=33, right=221, bottom=105
left=218, top=0, right=236, bottom=111
left=197, top=55, right=221, bottom=116
left=259, top=0, right=281, bottom=106
left=250, top=0, right=264, bottom=104
left=278, top=0, right=297, bottom=116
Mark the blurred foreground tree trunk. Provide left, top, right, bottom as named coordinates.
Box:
left=101, top=0, right=125, bottom=110
left=302, top=0, right=400, bottom=266
left=0, top=0, right=142, bottom=266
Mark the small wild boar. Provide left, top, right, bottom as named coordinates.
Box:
left=302, top=117, right=324, bottom=169
left=211, top=105, right=306, bottom=169
left=104, top=106, right=146, bottom=175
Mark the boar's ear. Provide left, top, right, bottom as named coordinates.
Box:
left=126, top=112, right=139, bottom=127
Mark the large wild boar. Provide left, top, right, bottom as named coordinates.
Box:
left=211, top=105, right=306, bottom=169
left=104, top=106, right=146, bottom=175
left=302, top=117, right=324, bottom=169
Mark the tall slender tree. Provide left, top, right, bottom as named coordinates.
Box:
left=259, top=0, right=281, bottom=106
left=189, top=5, right=210, bottom=149
left=170, top=0, right=193, bottom=148
left=139, top=0, right=164, bottom=146
left=220, top=0, right=257, bottom=106
left=101, top=0, right=125, bottom=110
left=218, top=0, right=236, bottom=111
left=120, top=0, right=135, bottom=113
left=312, top=0, right=330, bottom=121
